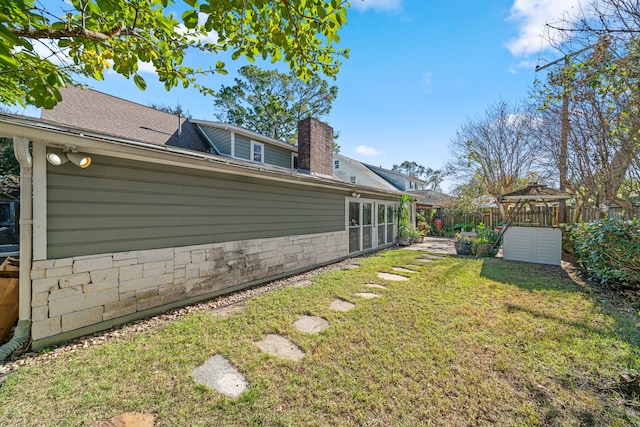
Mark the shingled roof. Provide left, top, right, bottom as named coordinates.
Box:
left=41, top=85, right=209, bottom=152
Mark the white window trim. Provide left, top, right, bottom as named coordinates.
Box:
left=250, top=140, right=264, bottom=163
left=230, top=131, right=236, bottom=158
left=291, top=152, right=298, bottom=169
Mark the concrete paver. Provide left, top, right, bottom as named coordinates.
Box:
left=294, top=315, right=330, bottom=333
left=255, top=334, right=305, bottom=361
left=192, top=354, right=248, bottom=398
left=330, top=299, right=355, bottom=311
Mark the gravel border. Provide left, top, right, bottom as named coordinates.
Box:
left=0, top=255, right=370, bottom=376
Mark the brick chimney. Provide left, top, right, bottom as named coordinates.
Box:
left=297, top=117, right=333, bottom=177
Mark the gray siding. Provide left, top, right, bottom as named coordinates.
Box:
left=265, top=144, right=294, bottom=168
left=47, top=155, right=347, bottom=258
left=199, top=126, right=231, bottom=154
left=234, top=134, right=250, bottom=160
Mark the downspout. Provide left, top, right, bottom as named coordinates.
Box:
left=0, top=137, right=32, bottom=362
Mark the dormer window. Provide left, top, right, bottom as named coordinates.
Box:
left=251, top=141, right=264, bottom=163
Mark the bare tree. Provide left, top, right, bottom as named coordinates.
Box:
left=448, top=99, right=545, bottom=219
left=536, top=0, right=640, bottom=219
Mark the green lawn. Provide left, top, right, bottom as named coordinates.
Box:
left=1, top=250, right=639, bottom=426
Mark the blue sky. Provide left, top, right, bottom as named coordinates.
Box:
left=26, top=0, right=582, bottom=191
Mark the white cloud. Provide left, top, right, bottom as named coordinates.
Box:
left=177, top=12, right=219, bottom=44
left=506, top=0, right=586, bottom=56
left=137, top=61, right=158, bottom=75
left=350, top=0, right=402, bottom=12
left=355, top=145, right=384, bottom=156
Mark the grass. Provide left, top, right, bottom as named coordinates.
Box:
left=1, top=249, right=639, bottom=426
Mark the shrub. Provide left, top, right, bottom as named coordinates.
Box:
left=566, top=217, right=640, bottom=286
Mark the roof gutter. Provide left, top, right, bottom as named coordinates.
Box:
left=0, top=136, right=32, bottom=362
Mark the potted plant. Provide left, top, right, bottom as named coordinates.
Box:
left=412, top=229, right=424, bottom=244
left=454, top=233, right=473, bottom=255
left=397, top=226, right=412, bottom=246
left=470, top=229, right=500, bottom=257
left=396, top=193, right=413, bottom=246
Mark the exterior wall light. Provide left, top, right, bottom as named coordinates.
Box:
left=46, top=150, right=92, bottom=168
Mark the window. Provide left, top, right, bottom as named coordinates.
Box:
left=349, top=176, right=356, bottom=184
left=334, top=159, right=340, bottom=169
left=250, top=141, right=264, bottom=163
left=291, top=153, right=299, bottom=169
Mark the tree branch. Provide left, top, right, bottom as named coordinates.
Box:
left=11, top=25, right=126, bottom=40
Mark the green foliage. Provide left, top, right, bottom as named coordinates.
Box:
left=567, top=217, right=640, bottom=286
left=0, top=137, right=19, bottom=178
left=212, top=65, right=338, bottom=144
left=470, top=228, right=500, bottom=257
left=0, top=0, right=349, bottom=109
left=391, top=161, right=446, bottom=191
left=147, top=102, right=192, bottom=119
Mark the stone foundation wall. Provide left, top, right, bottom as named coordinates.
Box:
left=30, top=231, right=347, bottom=342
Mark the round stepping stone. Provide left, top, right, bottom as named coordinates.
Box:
left=192, top=354, right=248, bottom=398
left=365, top=284, right=387, bottom=289
left=354, top=292, right=380, bottom=299
left=294, top=315, right=330, bottom=333
left=291, top=279, right=313, bottom=288
left=94, top=412, right=156, bottom=427
left=330, top=299, right=355, bottom=311
left=378, top=272, right=409, bottom=281
left=210, top=304, right=244, bottom=317
left=255, top=334, right=305, bottom=361
left=392, top=267, right=417, bottom=273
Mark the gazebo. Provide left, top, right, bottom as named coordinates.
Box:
left=497, top=183, right=573, bottom=266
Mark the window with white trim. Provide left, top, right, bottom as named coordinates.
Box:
left=291, top=153, right=299, bottom=169
left=250, top=141, right=264, bottom=163
left=334, top=159, right=340, bottom=169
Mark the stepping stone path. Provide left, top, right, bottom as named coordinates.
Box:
left=210, top=304, right=244, bottom=317
left=365, top=284, right=387, bottom=289
left=294, top=315, right=330, bottom=334
left=94, top=412, right=156, bottom=427
left=415, top=258, right=434, bottom=263
left=354, top=292, right=380, bottom=299
left=342, top=264, right=360, bottom=270
left=255, top=334, right=305, bottom=361
left=392, top=267, right=417, bottom=273
left=330, top=298, right=355, bottom=311
left=192, top=354, right=248, bottom=398
left=377, top=272, right=409, bottom=281
left=290, top=279, right=313, bottom=288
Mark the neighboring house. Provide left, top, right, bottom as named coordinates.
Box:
left=363, top=164, right=427, bottom=191
left=0, top=89, right=402, bottom=350
left=332, top=154, right=398, bottom=190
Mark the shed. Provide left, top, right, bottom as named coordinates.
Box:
left=499, top=184, right=573, bottom=266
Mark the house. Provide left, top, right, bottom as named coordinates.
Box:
left=0, top=88, right=403, bottom=351
left=332, top=154, right=398, bottom=190
left=362, top=163, right=427, bottom=191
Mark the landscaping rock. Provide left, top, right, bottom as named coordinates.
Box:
left=330, top=299, right=355, bottom=311
left=365, top=284, right=387, bottom=289
left=294, top=315, right=330, bottom=333
left=192, top=354, right=248, bottom=398
left=377, top=272, right=409, bottom=281
left=255, top=334, right=304, bottom=361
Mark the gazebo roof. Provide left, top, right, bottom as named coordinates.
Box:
left=500, top=183, right=573, bottom=202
